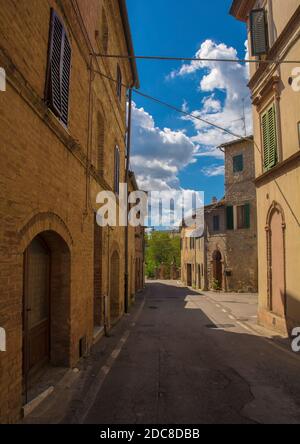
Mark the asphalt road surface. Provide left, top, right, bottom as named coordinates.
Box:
left=83, top=281, right=300, bottom=424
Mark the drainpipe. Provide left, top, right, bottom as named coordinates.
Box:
left=124, top=88, right=133, bottom=313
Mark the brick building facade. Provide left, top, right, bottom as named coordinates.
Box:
left=128, top=171, right=145, bottom=305
left=0, top=0, right=141, bottom=423
left=181, top=138, right=258, bottom=293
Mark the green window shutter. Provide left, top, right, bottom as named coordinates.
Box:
left=262, top=111, right=269, bottom=170
left=244, top=204, right=250, bottom=229
left=268, top=105, right=278, bottom=168
left=226, top=206, right=234, bottom=230
left=262, top=104, right=278, bottom=171
left=250, top=9, right=268, bottom=56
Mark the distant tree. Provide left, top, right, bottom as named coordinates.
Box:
left=145, top=231, right=180, bottom=278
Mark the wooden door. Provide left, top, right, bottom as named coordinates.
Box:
left=270, top=210, right=285, bottom=316
left=213, top=251, right=222, bottom=289
left=23, top=237, right=50, bottom=375
left=197, top=265, right=201, bottom=289
left=187, top=264, right=192, bottom=286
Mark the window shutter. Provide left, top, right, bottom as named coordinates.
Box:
left=47, top=11, right=63, bottom=117
left=226, top=206, right=234, bottom=230
left=250, top=9, right=268, bottom=56
left=233, top=154, right=244, bottom=173
left=262, top=104, right=277, bottom=171
left=245, top=204, right=251, bottom=229
left=61, top=34, right=71, bottom=126
left=268, top=105, right=277, bottom=168
left=262, top=111, right=269, bottom=170
left=46, top=9, right=71, bottom=126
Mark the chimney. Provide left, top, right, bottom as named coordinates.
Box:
left=212, top=196, right=218, bottom=204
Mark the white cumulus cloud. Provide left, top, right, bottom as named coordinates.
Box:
left=170, top=39, right=252, bottom=154
left=201, top=164, right=225, bottom=177
left=131, top=102, right=199, bottom=191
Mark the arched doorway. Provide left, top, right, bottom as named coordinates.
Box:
left=23, top=231, right=71, bottom=396
left=268, top=205, right=286, bottom=316
left=23, top=236, right=50, bottom=373
left=110, top=251, right=120, bottom=324
left=94, top=219, right=103, bottom=328
left=186, top=264, right=192, bottom=286
left=197, top=264, right=201, bottom=289
left=212, top=250, right=222, bottom=289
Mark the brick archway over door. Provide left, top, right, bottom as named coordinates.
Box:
left=267, top=205, right=286, bottom=317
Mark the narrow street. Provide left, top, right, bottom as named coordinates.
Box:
left=66, top=281, right=300, bottom=425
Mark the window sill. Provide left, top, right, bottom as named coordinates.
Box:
left=255, top=150, right=300, bottom=186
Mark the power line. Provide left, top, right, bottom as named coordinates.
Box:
left=93, top=69, right=300, bottom=228
left=92, top=53, right=300, bottom=65
left=93, top=68, right=256, bottom=223
left=93, top=69, right=253, bottom=145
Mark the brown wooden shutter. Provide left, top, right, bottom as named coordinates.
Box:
left=226, top=206, right=234, bottom=230
left=46, top=10, right=63, bottom=117
left=46, top=9, right=71, bottom=126
left=61, top=34, right=71, bottom=126
left=250, top=9, right=268, bottom=56
left=244, top=204, right=251, bottom=229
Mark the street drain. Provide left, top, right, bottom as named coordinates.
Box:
left=206, top=324, right=236, bottom=330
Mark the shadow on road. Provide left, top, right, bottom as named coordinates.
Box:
left=82, top=281, right=300, bottom=425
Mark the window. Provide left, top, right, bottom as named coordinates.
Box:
left=226, top=206, right=234, bottom=230
left=233, top=154, right=244, bottom=173
left=117, top=65, right=122, bottom=101
left=237, top=204, right=251, bottom=229
left=213, top=215, right=220, bottom=232
left=261, top=104, right=278, bottom=171
left=250, top=9, right=269, bottom=56
left=114, top=145, right=120, bottom=195
left=46, top=9, right=71, bottom=126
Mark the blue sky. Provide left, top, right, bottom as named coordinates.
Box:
left=127, top=0, right=251, bottom=204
